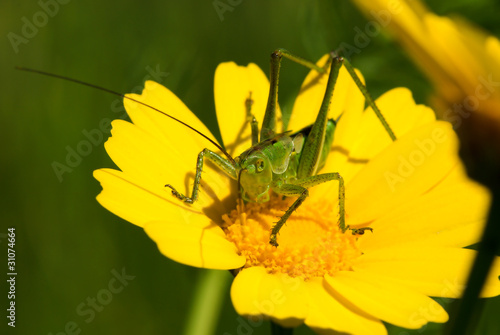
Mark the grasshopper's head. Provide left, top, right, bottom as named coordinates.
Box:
left=237, top=151, right=273, bottom=203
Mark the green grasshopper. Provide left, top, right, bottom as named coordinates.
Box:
left=165, top=49, right=396, bottom=247
left=17, top=49, right=396, bottom=247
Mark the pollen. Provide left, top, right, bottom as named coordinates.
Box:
left=223, top=195, right=363, bottom=280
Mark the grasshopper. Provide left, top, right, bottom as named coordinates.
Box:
left=17, top=49, right=396, bottom=247
left=165, top=49, right=396, bottom=247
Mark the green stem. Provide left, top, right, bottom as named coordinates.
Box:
left=270, top=321, right=294, bottom=335
left=183, top=270, right=231, bottom=335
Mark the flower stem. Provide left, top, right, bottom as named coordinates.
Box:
left=183, top=270, right=231, bottom=335
left=270, top=321, right=294, bottom=335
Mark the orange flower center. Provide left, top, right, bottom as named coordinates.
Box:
left=223, top=195, right=362, bottom=280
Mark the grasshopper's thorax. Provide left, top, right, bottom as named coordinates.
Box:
left=236, top=134, right=296, bottom=203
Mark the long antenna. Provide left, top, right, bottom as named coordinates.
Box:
left=16, top=66, right=236, bottom=165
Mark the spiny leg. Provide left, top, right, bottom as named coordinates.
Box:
left=261, top=50, right=396, bottom=145
left=245, top=92, right=259, bottom=145
left=293, top=172, right=347, bottom=231
left=269, top=184, right=309, bottom=247
left=277, top=48, right=329, bottom=73
left=270, top=172, right=372, bottom=246
left=165, top=149, right=237, bottom=203
left=260, top=51, right=281, bottom=142
left=261, top=49, right=329, bottom=142
left=223, top=92, right=259, bottom=154
left=338, top=54, right=397, bottom=141
left=297, top=56, right=343, bottom=179
left=295, top=172, right=372, bottom=235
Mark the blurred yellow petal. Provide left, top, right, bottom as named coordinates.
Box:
left=144, top=220, right=245, bottom=269
left=425, top=14, right=482, bottom=92
left=326, top=271, right=448, bottom=329
left=351, top=0, right=500, bottom=125
left=353, top=247, right=500, bottom=298
left=214, top=62, right=277, bottom=156
left=486, top=36, right=500, bottom=65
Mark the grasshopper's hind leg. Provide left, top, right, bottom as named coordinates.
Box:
left=339, top=55, right=396, bottom=141
left=260, top=49, right=330, bottom=142
left=269, top=184, right=309, bottom=247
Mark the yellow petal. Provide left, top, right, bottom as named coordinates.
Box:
left=231, top=267, right=308, bottom=327
left=348, top=88, right=435, bottom=158
left=326, top=271, right=448, bottom=329
left=346, top=121, right=459, bottom=225
left=124, top=80, right=218, bottom=149
left=321, top=88, right=435, bottom=184
left=305, top=278, right=387, bottom=335
left=288, top=55, right=365, bottom=132
left=144, top=220, right=245, bottom=270
left=94, top=168, right=209, bottom=227
left=214, top=62, right=276, bottom=156
left=425, top=14, right=483, bottom=93
left=351, top=0, right=463, bottom=101
left=358, top=164, right=490, bottom=250
left=104, top=119, right=234, bottom=211
left=353, top=246, right=500, bottom=298
left=486, top=36, right=500, bottom=66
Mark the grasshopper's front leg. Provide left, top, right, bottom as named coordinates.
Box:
left=245, top=92, right=259, bottom=145
left=269, top=183, right=309, bottom=247
left=166, top=149, right=237, bottom=203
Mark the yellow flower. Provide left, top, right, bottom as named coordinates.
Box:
left=93, top=56, right=500, bottom=334
left=350, top=0, right=500, bottom=185
left=351, top=0, right=500, bottom=113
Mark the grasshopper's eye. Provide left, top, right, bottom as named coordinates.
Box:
left=256, top=159, right=265, bottom=173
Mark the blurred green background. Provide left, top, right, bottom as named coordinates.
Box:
left=2, top=0, right=500, bottom=334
